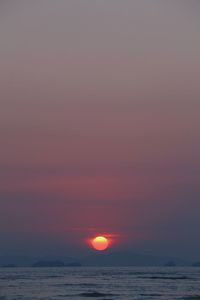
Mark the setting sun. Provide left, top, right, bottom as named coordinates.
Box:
left=91, top=236, right=109, bottom=251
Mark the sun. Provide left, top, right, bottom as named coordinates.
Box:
left=91, top=236, right=109, bottom=251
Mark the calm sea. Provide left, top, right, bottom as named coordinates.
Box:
left=0, top=267, right=200, bottom=300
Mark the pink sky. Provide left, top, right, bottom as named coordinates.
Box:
left=0, top=1, right=200, bottom=259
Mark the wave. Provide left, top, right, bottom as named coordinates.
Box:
left=54, top=283, right=100, bottom=287
left=182, top=296, right=200, bottom=300
left=138, top=275, right=189, bottom=280
left=140, top=293, right=162, bottom=297
left=79, top=291, right=115, bottom=298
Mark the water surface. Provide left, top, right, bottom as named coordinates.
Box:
left=0, top=267, right=200, bottom=299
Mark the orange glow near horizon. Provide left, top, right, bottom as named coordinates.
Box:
left=91, top=236, right=109, bottom=251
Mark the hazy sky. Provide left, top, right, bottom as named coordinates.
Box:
left=0, top=1, right=200, bottom=259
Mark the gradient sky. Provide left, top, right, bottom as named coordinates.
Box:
left=0, top=1, right=200, bottom=259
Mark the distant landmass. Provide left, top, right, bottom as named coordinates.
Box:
left=164, top=261, right=176, bottom=267
left=80, top=251, right=188, bottom=267
left=0, top=252, right=195, bottom=267
left=192, top=262, right=200, bottom=267
left=32, top=260, right=82, bottom=267
left=1, top=264, right=17, bottom=268
left=66, top=262, right=82, bottom=267
left=32, top=260, right=65, bottom=267
left=0, top=255, right=76, bottom=267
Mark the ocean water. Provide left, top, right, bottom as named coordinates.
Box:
left=0, top=267, right=200, bottom=300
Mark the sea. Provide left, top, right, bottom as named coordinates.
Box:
left=0, top=267, right=200, bottom=300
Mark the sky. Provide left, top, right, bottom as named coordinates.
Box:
left=0, top=0, right=200, bottom=260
